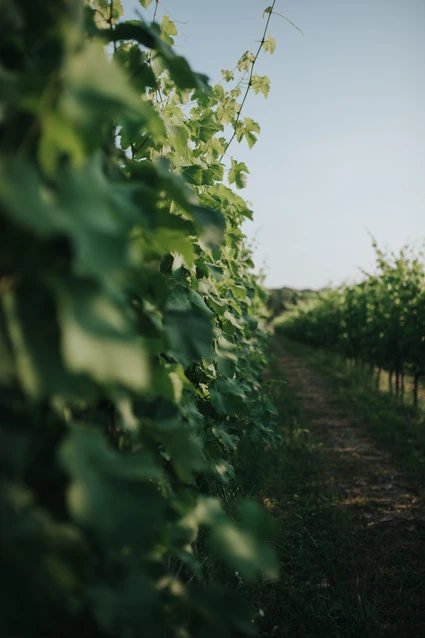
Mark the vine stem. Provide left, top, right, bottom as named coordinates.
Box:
left=110, top=0, right=116, bottom=52
left=146, top=0, right=165, bottom=108
left=219, top=0, right=277, bottom=162
left=153, top=0, right=160, bottom=23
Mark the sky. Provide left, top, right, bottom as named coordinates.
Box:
left=123, top=0, right=425, bottom=289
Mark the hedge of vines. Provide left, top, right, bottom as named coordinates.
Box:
left=0, top=2, right=281, bottom=636
left=279, top=242, right=425, bottom=404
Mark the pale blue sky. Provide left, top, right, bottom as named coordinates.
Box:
left=123, top=0, right=425, bottom=289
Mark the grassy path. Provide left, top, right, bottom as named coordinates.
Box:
left=280, top=342, right=424, bottom=544
left=242, top=337, right=425, bottom=637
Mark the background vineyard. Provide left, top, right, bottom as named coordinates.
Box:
left=277, top=241, right=425, bottom=406
left=0, top=1, right=282, bottom=636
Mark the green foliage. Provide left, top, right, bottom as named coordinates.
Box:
left=0, top=1, right=280, bottom=636
left=278, top=241, right=425, bottom=393
left=269, top=286, right=319, bottom=318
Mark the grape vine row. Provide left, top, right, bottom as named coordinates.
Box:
left=0, top=1, right=281, bottom=636
left=279, top=241, right=425, bottom=404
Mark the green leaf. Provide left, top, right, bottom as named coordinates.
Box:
left=57, top=280, right=150, bottom=391
left=161, top=15, right=178, bottom=46
left=191, top=205, right=226, bottom=248
left=210, top=377, right=245, bottom=412
left=229, top=283, right=247, bottom=302
left=159, top=426, right=205, bottom=482
left=110, top=22, right=208, bottom=90
left=92, top=0, right=123, bottom=27
left=181, top=165, right=204, bottom=186
left=211, top=426, right=239, bottom=452
left=60, top=426, right=165, bottom=547
left=237, top=51, right=252, bottom=73
left=168, top=363, right=194, bottom=402
left=164, top=309, right=213, bottom=365
left=263, top=395, right=279, bottom=416
left=115, top=44, right=156, bottom=91
left=66, top=41, right=143, bottom=115
left=218, top=378, right=245, bottom=397
left=38, top=112, right=85, bottom=175
left=251, top=74, right=271, bottom=98
left=212, top=458, right=235, bottom=483
left=209, top=500, right=278, bottom=581
left=166, top=55, right=210, bottom=91
left=214, top=335, right=238, bottom=377
left=221, top=69, right=235, bottom=83
left=240, top=117, right=261, bottom=149
left=1, top=285, right=92, bottom=400
left=210, top=378, right=244, bottom=416
left=228, top=159, right=249, bottom=189
left=138, top=0, right=153, bottom=7
left=262, top=34, right=276, bottom=54
left=0, top=157, right=140, bottom=285
left=148, top=228, right=195, bottom=266
left=103, top=20, right=157, bottom=47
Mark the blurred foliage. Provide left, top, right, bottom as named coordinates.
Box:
left=278, top=241, right=425, bottom=401
left=0, top=1, right=280, bottom=636
left=267, top=286, right=318, bottom=318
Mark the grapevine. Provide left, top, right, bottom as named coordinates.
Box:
left=0, top=1, right=281, bottom=636
left=278, top=241, right=425, bottom=405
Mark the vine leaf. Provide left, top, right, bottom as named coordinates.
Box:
left=57, top=281, right=150, bottom=391
left=221, top=69, right=235, bottom=83
left=209, top=500, right=279, bottom=581
left=228, top=160, right=249, bottom=189
left=251, top=74, right=271, bottom=98
left=161, top=15, right=178, bottom=46
left=92, top=0, right=123, bottom=27
left=262, top=34, right=276, bottom=54
left=104, top=20, right=210, bottom=91
left=236, top=117, right=261, bottom=149
left=164, top=308, right=213, bottom=365
left=60, top=426, right=165, bottom=547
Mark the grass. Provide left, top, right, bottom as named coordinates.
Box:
left=231, top=339, right=425, bottom=637
left=281, top=337, right=425, bottom=484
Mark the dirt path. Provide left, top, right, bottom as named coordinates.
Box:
left=276, top=344, right=425, bottom=635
